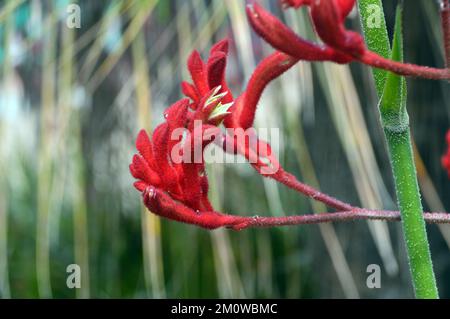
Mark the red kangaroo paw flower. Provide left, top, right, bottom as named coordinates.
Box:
left=246, top=3, right=338, bottom=62
left=129, top=40, right=354, bottom=229
left=246, top=3, right=354, bottom=64
left=252, top=1, right=450, bottom=80
left=131, top=38, right=357, bottom=229
left=281, top=0, right=362, bottom=55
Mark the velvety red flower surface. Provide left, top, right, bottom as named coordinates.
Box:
left=442, top=130, right=450, bottom=177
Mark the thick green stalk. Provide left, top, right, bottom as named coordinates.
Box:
left=384, top=129, right=437, bottom=298
left=359, top=2, right=438, bottom=297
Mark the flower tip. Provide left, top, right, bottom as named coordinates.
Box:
left=210, top=38, right=229, bottom=55
left=134, top=181, right=147, bottom=192
left=446, top=130, right=450, bottom=144
left=245, top=2, right=258, bottom=18
left=136, top=127, right=148, bottom=139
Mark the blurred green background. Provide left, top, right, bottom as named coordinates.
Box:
left=0, top=0, right=449, bottom=298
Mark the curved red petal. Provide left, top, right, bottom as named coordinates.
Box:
left=152, top=123, right=182, bottom=194
left=310, top=0, right=365, bottom=57
left=234, top=52, right=297, bottom=130
left=131, top=154, right=162, bottom=186
left=207, top=51, right=227, bottom=90
left=136, top=129, right=157, bottom=170
left=133, top=181, right=147, bottom=192
left=187, top=50, right=209, bottom=96
left=209, top=38, right=229, bottom=55
left=246, top=3, right=335, bottom=61
left=181, top=81, right=199, bottom=105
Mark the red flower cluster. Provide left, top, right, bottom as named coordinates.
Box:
left=129, top=37, right=298, bottom=229
left=130, top=1, right=450, bottom=230
left=129, top=41, right=239, bottom=228
left=442, top=130, right=450, bottom=177
left=247, top=0, right=450, bottom=80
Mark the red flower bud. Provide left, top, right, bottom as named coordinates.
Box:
left=442, top=130, right=450, bottom=177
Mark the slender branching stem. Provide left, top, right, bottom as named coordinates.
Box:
left=272, top=170, right=355, bottom=211
left=360, top=51, right=450, bottom=80
left=229, top=208, right=450, bottom=231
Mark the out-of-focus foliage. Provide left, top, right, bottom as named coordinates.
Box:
left=0, top=0, right=449, bottom=298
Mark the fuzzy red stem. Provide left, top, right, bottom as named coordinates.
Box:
left=271, top=169, right=355, bottom=211
left=229, top=209, right=450, bottom=231
left=360, top=50, right=450, bottom=80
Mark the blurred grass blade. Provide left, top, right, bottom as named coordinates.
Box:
left=88, top=0, right=158, bottom=91
left=37, top=10, right=57, bottom=298
left=131, top=4, right=166, bottom=297
left=59, top=11, right=91, bottom=297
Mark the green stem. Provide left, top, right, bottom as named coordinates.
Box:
left=384, top=128, right=438, bottom=298
left=359, top=1, right=439, bottom=298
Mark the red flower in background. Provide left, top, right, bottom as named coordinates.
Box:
left=442, top=130, right=450, bottom=177
left=247, top=0, right=450, bottom=79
